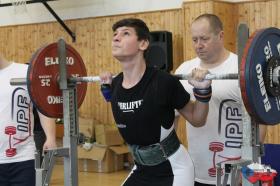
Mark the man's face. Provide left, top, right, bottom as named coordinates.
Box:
left=111, top=26, right=147, bottom=61
left=191, top=18, right=223, bottom=63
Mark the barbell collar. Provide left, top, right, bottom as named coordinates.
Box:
left=272, top=66, right=280, bottom=85
left=10, top=78, right=27, bottom=86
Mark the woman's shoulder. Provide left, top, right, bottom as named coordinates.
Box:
left=149, top=67, right=177, bottom=84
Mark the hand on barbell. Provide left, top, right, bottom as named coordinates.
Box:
left=99, top=71, right=114, bottom=85
left=99, top=71, right=114, bottom=102
left=188, top=68, right=212, bottom=89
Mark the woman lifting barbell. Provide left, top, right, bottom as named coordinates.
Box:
left=99, top=18, right=211, bottom=186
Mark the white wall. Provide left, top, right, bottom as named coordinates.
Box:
left=0, top=0, right=184, bottom=26
left=0, top=0, right=256, bottom=26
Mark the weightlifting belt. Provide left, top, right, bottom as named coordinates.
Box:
left=128, top=130, right=180, bottom=166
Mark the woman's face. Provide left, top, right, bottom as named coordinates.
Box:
left=112, top=26, right=148, bottom=61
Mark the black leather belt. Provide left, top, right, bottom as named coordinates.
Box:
left=128, top=130, right=180, bottom=166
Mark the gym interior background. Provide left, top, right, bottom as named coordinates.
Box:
left=0, top=0, right=280, bottom=185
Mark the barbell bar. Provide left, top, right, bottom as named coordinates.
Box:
left=9, top=27, right=280, bottom=125
left=10, top=73, right=240, bottom=86
left=71, top=73, right=240, bottom=82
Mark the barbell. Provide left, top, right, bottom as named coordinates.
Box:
left=10, top=27, right=280, bottom=125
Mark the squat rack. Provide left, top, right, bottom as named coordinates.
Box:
left=216, top=24, right=264, bottom=186
left=35, top=39, right=79, bottom=186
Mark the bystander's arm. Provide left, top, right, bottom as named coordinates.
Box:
left=38, top=112, right=57, bottom=150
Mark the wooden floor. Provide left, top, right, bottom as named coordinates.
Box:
left=51, top=165, right=130, bottom=186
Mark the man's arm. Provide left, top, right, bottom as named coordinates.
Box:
left=38, top=112, right=57, bottom=150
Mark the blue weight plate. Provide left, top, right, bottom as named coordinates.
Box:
left=240, top=27, right=280, bottom=125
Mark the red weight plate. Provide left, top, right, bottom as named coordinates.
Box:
left=27, top=43, right=87, bottom=118
left=240, top=30, right=260, bottom=119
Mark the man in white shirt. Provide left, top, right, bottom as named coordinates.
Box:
left=175, top=13, right=267, bottom=186
left=0, top=54, right=56, bottom=186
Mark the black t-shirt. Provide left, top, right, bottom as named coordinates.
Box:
left=111, top=67, right=190, bottom=146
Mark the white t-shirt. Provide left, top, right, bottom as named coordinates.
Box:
left=0, top=62, right=35, bottom=164
left=175, top=53, right=242, bottom=185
